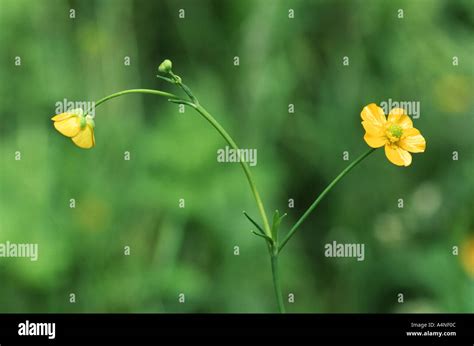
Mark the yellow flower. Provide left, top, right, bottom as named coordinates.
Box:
left=361, top=103, right=426, bottom=166
left=51, top=109, right=95, bottom=149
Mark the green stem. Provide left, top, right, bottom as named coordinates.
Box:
left=93, top=89, right=181, bottom=110
left=271, top=252, right=285, bottom=313
left=90, top=88, right=272, bottom=239
left=91, top=88, right=276, bottom=309
left=278, top=148, right=376, bottom=252
left=193, top=104, right=272, bottom=238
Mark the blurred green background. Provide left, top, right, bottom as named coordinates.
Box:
left=0, top=0, right=473, bottom=313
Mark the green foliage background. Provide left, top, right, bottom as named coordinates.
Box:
left=0, top=0, right=473, bottom=312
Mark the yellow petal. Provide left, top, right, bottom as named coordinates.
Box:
left=362, top=120, right=383, bottom=137
left=53, top=116, right=82, bottom=137
left=364, top=133, right=386, bottom=148
left=52, top=112, right=72, bottom=121
left=51, top=108, right=83, bottom=121
left=387, top=108, right=413, bottom=129
left=361, top=104, right=386, bottom=127
left=71, top=125, right=95, bottom=149
left=399, top=128, right=426, bottom=153
left=384, top=144, right=412, bottom=166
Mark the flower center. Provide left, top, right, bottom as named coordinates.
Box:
left=386, top=124, right=403, bottom=143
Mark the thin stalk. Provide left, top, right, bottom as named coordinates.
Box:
left=189, top=102, right=279, bottom=310
left=89, top=88, right=272, bottom=239
left=271, top=253, right=285, bottom=313
left=93, top=89, right=181, bottom=110
left=278, top=148, right=376, bottom=252
left=193, top=104, right=272, bottom=238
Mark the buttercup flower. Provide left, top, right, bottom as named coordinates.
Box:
left=361, top=103, right=426, bottom=166
left=51, top=108, right=95, bottom=149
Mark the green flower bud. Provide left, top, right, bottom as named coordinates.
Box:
left=158, top=59, right=173, bottom=73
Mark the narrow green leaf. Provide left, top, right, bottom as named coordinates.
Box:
left=167, top=98, right=195, bottom=107
left=243, top=211, right=265, bottom=235
left=271, top=210, right=280, bottom=240
left=271, top=211, right=288, bottom=242
left=251, top=230, right=272, bottom=243
left=156, top=75, right=175, bottom=83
